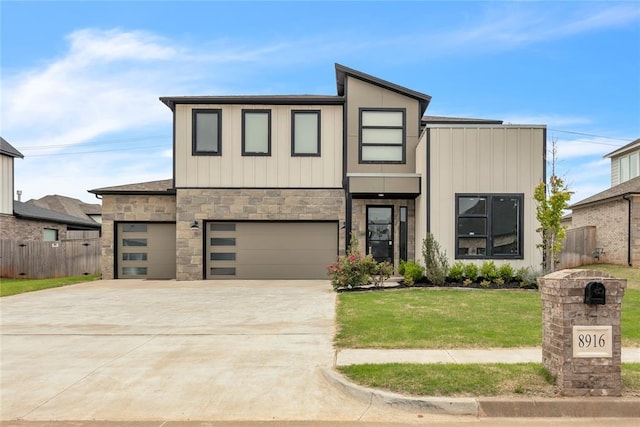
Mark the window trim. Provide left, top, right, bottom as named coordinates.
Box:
left=366, top=205, right=394, bottom=265
left=455, top=193, right=524, bottom=260
left=192, top=109, right=222, bottom=156
left=359, top=108, right=406, bottom=164
left=291, top=110, right=321, bottom=157
left=242, top=109, right=271, bottom=156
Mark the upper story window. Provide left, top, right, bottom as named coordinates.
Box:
left=292, top=110, right=321, bottom=156
left=619, top=151, right=639, bottom=183
left=193, top=109, right=221, bottom=155
left=242, top=110, right=271, bottom=156
left=456, top=194, right=523, bottom=259
left=359, top=109, right=405, bottom=163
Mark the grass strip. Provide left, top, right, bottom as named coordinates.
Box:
left=338, top=363, right=640, bottom=397
left=0, top=275, right=101, bottom=297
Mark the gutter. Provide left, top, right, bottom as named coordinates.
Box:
left=623, top=195, right=632, bottom=266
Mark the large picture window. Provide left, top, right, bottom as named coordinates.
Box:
left=192, top=109, right=222, bottom=155
left=292, top=110, right=321, bottom=156
left=242, top=110, right=271, bottom=156
left=359, top=109, right=405, bottom=163
left=456, top=194, right=523, bottom=259
left=619, top=152, right=639, bottom=183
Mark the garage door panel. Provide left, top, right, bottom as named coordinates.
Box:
left=117, top=223, right=176, bottom=279
left=207, top=221, right=338, bottom=280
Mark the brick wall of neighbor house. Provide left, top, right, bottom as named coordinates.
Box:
left=0, top=214, right=71, bottom=241
left=571, top=199, right=628, bottom=266
left=351, top=199, right=416, bottom=271
left=176, top=188, right=345, bottom=280
left=100, top=194, right=177, bottom=279
left=632, top=195, right=640, bottom=267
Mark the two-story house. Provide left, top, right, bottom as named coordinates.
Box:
left=569, top=138, right=640, bottom=267
left=90, top=64, right=545, bottom=280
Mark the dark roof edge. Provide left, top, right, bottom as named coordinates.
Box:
left=160, top=95, right=344, bottom=111
left=88, top=189, right=176, bottom=196
left=335, top=63, right=432, bottom=115
left=571, top=191, right=640, bottom=209
left=603, top=137, right=640, bottom=159
left=1, top=137, right=24, bottom=158
left=422, top=115, right=504, bottom=125
left=13, top=201, right=101, bottom=229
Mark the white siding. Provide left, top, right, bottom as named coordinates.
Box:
left=419, top=126, right=545, bottom=270
left=174, top=104, right=343, bottom=188
left=1, top=155, right=14, bottom=215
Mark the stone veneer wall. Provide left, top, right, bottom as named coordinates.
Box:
left=0, top=214, right=71, bottom=241
left=100, top=194, right=177, bottom=279
left=632, top=195, right=640, bottom=267
left=176, top=188, right=346, bottom=280
left=539, top=269, right=626, bottom=396
left=351, top=199, right=415, bottom=272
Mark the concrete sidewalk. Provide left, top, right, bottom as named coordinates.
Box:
left=336, top=347, right=640, bottom=366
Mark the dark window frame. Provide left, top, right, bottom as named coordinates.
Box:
left=242, top=109, right=271, bottom=156
left=291, top=110, right=321, bottom=157
left=366, top=205, right=394, bottom=265
left=359, top=108, right=406, bottom=164
left=455, top=193, right=524, bottom=260
left=192, top=109, right=222, bottom=156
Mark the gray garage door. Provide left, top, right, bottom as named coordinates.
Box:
left=116, top=222, right=176, bottom=279
left=206, top=221, right=338, bottom=279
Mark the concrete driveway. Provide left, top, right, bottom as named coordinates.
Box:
left=0, top=279, right=435, bottom=423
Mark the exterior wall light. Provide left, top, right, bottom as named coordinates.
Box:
left=190, top=220, right=199, bottom=230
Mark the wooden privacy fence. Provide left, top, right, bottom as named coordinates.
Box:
left=0, top=238, right=101, bottom=279
left=556, top=226, right=597, bottom=270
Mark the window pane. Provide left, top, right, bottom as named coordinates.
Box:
left=122, top=224, right=147, bottom=232
left=293, top=112, right=319, bottom=154
left=362, top=146, right=403, bottom=161
left=362, top=128, right=403, bottom=145
left=620, top=156, right=630, bottom=182
left=630, top=152, right=639, bottom=179
left=458, top=237, right=486, bottom=256
left=123, top=267, right=147, bottom=276
left=43, top=229, right=58, bottom=242
left=211, top=223, right=236, bottom=231
left=123, top=253, right=148, bottom=261
left=458, top=197, right=486, bottom=215
left=244, top=112, right=269, bottom=154
left=211, top=267, right=236, bottom=275
left=458, top=218, right=486, bottom=235
left=195, top=112, right=219, bottom=152
left=492, top=197, right=520, bottom=255
left=210, top=252, right=236, bottom=261
left=362, top=111, right=403, bottom=127
left=122, top=238, right=147, bottom=247
left=211, top=238, right=236, bottom=246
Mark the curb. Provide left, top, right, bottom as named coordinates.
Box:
left=321, top=368, right=640, bottom=418
left=320, top=368, right=479, bottom=416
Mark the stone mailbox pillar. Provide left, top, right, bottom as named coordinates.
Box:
left=538, top=269, right=626, bottom=396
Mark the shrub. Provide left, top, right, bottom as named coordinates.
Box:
left=494, top=277, right=505, bottom=287
left=462, top=278, right=473, bottom=287
left=402, top=261, right=425, bottom=286
left=327, top=235, right=370, bottom=290
left=498, top=263, right=515, bottom=282
left=462, top=263, right=479, bottom=282
left=448, top=261, right=465, bottom=282
left=514, top=266, right=541, bottom=288
left=422, top=233, right=448, bottom=286
left=480, top=279, right=491, bottom=288
left=398, top=260, right=407, bottom=276
left=480, top=260, right=499, bottom=281
left=366, top=258, right=394, bottom=288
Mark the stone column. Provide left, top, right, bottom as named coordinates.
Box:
left=538, top=269, right=627, bottom=396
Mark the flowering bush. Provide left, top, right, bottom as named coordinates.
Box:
left=327, top=252, right=370, bottom=290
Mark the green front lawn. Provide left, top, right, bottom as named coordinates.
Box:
left=0, top=275, right=101, bottom=297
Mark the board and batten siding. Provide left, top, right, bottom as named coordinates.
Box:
left=1, top=155, right=14, bottom=214
left=422, top=126, right=545, bottom=270
left=174, top=104, right=343, bottom=188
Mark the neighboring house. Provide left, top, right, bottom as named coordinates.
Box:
left=90, top=64, right=545, bottom=280
left=569, top=175, right=640, bottom=267
left=605, top=138, right=640, bottom=186
left=0, top=137, right=102, bottom=241
left=27, top=194, right=102, bottom=224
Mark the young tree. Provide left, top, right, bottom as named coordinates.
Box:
left=534, top=139, right=572, bottom=273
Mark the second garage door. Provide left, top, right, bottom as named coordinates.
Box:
left=206, top=221, right=338, bottom=279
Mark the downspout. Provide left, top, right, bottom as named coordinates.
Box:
left=623, top=195, right=632, bottom=266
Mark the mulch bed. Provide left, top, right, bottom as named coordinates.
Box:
left=336, top=279, right=538, bottom=293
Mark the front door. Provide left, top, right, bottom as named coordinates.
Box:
left=367, top=206, right=393, bottom=264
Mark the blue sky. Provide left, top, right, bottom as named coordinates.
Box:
left=2, top=1, right=639, bottom=205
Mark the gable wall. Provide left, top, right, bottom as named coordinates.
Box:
left=1, top=155, right=14, bottom=215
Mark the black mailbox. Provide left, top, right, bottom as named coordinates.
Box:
left=584, top=281, right=606, bottom=305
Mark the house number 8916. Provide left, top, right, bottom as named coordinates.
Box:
left=578, top=334, right=606, bottom=348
